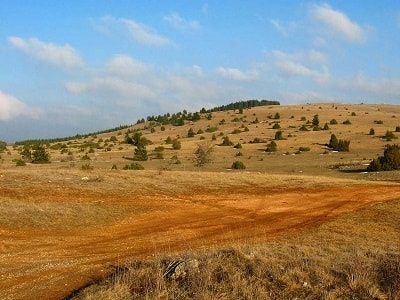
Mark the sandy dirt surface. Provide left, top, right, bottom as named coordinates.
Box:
left=1, top=169, right=400, bottom=300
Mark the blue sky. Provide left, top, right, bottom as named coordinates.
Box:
left=1, top=1, right=400, bottom=142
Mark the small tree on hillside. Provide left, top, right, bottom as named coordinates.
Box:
left=265, top=141, right=277, bottom=152
left=367, top=144, right=400, bottom=171
left=328, top=134, right=350, bottom=152
left=194, top=141, right=214, bottom=168
left=220, top=136, right=234, bottom=146
left=275, top=130, right=284, bottom=140
left=312, top=114, right=320, bottom=127
left=31, top=144, right=50, bottom=164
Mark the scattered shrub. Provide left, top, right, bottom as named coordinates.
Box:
left=312, top=114, right=319, bottom=127
left=231, top=129, right=242, bottom=134
left=231, top=161, right=246, bottom=169
left=330, top=119, right=338, bottom=125
left=328, top=134, right=350, bottom=152
left=367, top=144, right=400, bottom=171
left=369, top=128, right=375, bottom=135
left=233, top=143, right=242, bottom=149
left=194, top=141, right=214, bottom=167
left=15, top=159, right=26, bottom=166
left=384, top=130, right=397, bottom=141
left=374, top=120, right=384, bottom=124
left=220, top=136, right=234, bottom=146
left=342, top=119, right=352, bottom=125
left=187, top=128, right=195, bottom=138
left=172, top=139, right=181, bottom=150
left=265, top=141, right=277, bottom=152
left=298, top=147, right=310, bottom=152
left=272, top=123, right=281, bottom=129
left=123, top=162, right=144, bottom=170
left=395, top=126, right=400, bottom=132
left=274, top=131, right=284, bottom=140
left=81, top=163, right=93, bottom=170
left=299, top=125, right=309, bottom=131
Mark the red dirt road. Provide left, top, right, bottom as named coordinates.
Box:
left=1, top=170, right=400, bottom=299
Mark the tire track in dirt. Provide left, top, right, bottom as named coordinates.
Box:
left=1, top=182, right=400, bottom=299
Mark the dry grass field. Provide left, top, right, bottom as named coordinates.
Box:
left=1, top=103, right=400, bottom=299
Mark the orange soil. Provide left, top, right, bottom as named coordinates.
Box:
left=1, top=173, right=400, bottom=300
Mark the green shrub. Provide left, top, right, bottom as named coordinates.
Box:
left=266, top=141, right=277, bottom=152
left=298, top=147, right=310, bottom=152
left=187, top=128, right=195, bottom=137
left=15, top=159, right=26, bottom=166
left=231, top=129, right=242, bottom=134
left=31, top=145, right=50, bottom=164
left=312, top=114, right=319, bottom=127
left=231, top=161, right=246, bottom=169
left=233, top=143, right=242, bottom=149
left=220, top=136, right=234, bottom=146
left=134, top=145, right=148, bottom=161
left=250, top=137, right=267, bottom=143
left=206, top=126, right=218, bottom=133
left=384, top=131, right=397, bottom=141
left=367, top=144, right=400, bottom=171
left=328, top=134, right=350, bottom=152
left=81, top=163, right=93, bottom=170
left=81, top=154, right=91, bottom=160
left=275, top=131, right=284, bottom=140
left=342, top=119, right=352, bottom=125
left=374, top=120, right=384, bottom=124
left=299, top=125, right=309, bottom=131
left=330, top=119, right=338, bottom=125
left=172, top=139, right=181, bottom=150
left=369, top=128, right=375, bottom=135
left=123, top=162, right=144, bottom=170
left=272, top=123, right=281, bottom=129
left=395, top=126, right=400, bottom=132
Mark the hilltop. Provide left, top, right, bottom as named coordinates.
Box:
left=2, top=101, right=400, bottom=179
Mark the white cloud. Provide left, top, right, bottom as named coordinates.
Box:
left=99, top=16, right=174, bottom=47
left=65, top=55, right=232, bottom=112
left=270, top=19, right=297, bottom=36
left=163, top=12, right=200, bottom=31
left=310, top=3, right=366, bottom=43
left=273, top=50, right=330, bottom=83
left=65, top=77, right=157, bottom=100
left=217, top=67, right=259, bottom=81
left=106, top=54, right=150, bottom=77
left=9, top=37, right=83, bottom=69
left=338, top=73, right=400, bottom=97
left=0, top=90, right=41, bottom=121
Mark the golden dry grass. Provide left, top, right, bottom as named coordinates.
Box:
left=68, top=198, right=400, bottom=300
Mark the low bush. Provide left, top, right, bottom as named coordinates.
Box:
left=123, top=162, right=144, bottom=170
left=367, top=144, right=400, bottom=171
left=231, top=161, right=246, bottom=169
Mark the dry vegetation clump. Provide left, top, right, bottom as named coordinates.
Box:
left=68, top=199, right=400, bottom=300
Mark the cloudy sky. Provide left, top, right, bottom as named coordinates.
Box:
left=1, top=1, right=400, bottom=142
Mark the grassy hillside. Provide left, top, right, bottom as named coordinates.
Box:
left=2, top=102, right=400, bottom=179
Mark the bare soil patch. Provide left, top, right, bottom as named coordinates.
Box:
left=1, top=169, right=399, bottom=299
